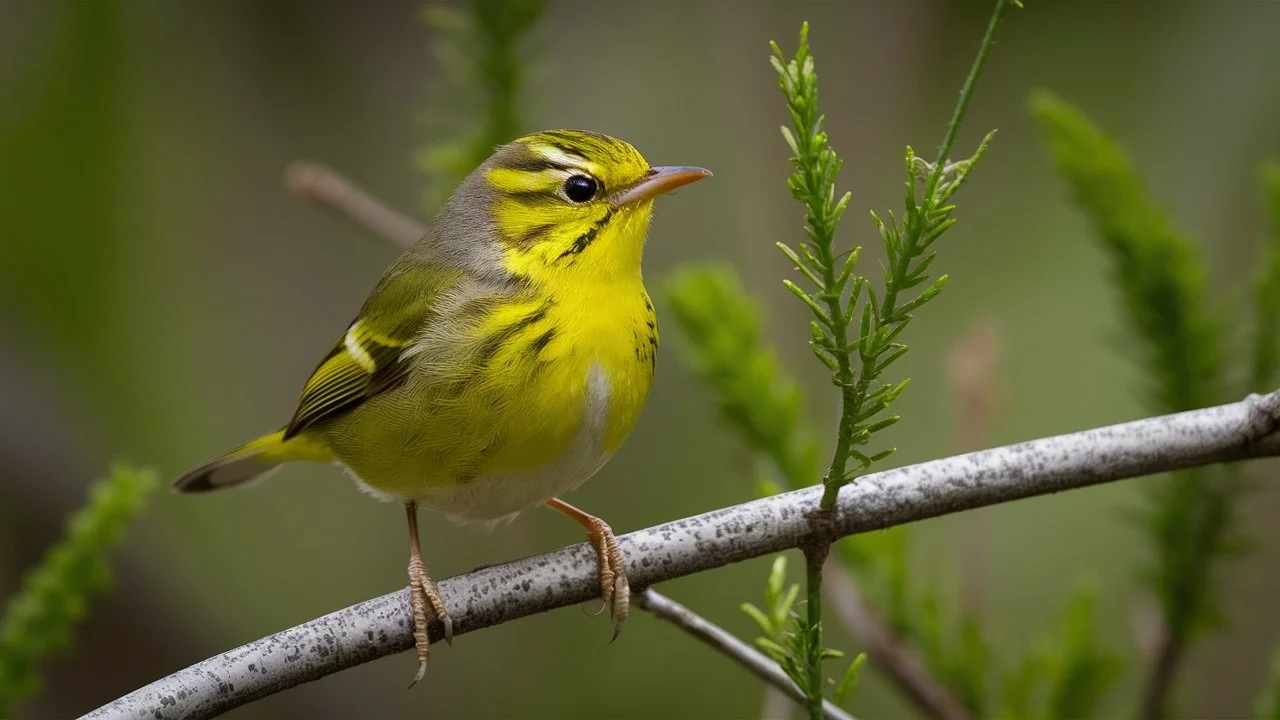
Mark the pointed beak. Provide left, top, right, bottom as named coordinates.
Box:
left=611, top=165, right=712, bottom=207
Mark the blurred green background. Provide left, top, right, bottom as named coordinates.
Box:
left=3, top=1, right=1280, bottom=718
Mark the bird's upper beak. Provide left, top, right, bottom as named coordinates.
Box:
left=611, top=165, right=712, bottom=207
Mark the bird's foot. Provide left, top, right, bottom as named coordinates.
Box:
left=583, top=516, right=629, bottom=642
left=406, top=555, right=452, bottom=688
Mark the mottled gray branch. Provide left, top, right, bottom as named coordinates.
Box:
left=636, top=589, right=855, bottom=720
left=83, top=391, right=1280, bottom=720
left=284, top=162, right=426, bottom=247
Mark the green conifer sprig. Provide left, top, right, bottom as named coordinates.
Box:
left=1002, top=585, right=1125, bottom=720
left=1030, top=90, right=1252, bottom=718
left=1029, top=92, right=1225, bottom=413
left=772, top=27, right=996, bottom=511
left=741, top=557, right=865, bottom=709
left=0, top=464, right=158, bottom=716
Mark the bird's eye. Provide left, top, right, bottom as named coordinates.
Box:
left=563, top=175, right=598, bottom=203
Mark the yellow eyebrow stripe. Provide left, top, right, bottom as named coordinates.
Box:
left=526, top=142, right=602, bottom=176
left=486, top=167, right=566, bottom=194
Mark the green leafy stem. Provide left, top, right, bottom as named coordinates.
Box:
left=0, top=464, right=157, bottom=716
left=760, top=3, right=1011, bottom=718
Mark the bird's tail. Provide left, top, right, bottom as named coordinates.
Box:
left=172, top=429, right=332, bottom=493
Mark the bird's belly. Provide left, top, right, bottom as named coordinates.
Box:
left=335, top=359, right=619, bottom=522
left=414, top=363, right=615, bottom=522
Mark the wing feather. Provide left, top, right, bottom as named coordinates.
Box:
left=283, top=322, right=410, bottom=438
left=281, top=257, right=464, bottom=439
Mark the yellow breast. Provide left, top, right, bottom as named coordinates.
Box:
left=321, top=275, right=657, bottom=520
left=548, top=279, right=656, bottom=453
left=482, top=198, right=659, bottom=472
left=480, top=273, right=656, bottom=465
left=430, top=278, right=654, bottom=520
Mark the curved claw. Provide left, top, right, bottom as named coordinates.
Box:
left=441, top=615, right=455, bottom=646
left=608, top=572, right=629, bottom=644
left=407, top=658, right=427, bottom=689
left=581, top=598, right=609, bottom=617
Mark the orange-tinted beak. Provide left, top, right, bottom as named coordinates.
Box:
left=611, top=165, right=712, bottom=207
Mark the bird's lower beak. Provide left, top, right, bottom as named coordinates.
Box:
left=611, top=165, right=712, bottom=207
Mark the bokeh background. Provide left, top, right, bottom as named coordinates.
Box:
left=3, top=1, right=1280, bottom=718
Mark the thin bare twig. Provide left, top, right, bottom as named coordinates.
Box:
left=636, top=590, right=855, bottom=720
left=824, top=562, right=971, bottom=720
left=85, top=390, right=1280, bottom=719
left=284, top=162, right=425, bottom=247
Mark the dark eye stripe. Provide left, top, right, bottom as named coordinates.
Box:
left=503, top=157, right=575, bottom=173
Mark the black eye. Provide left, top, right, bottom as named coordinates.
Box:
left=563, top=175, right=598, bottom=203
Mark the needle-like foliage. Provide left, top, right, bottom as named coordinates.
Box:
left=0, top=464, right=157, bottom=716
left=669, top=263, right=996, bottom=715
left=741, top=557, right=866, bottom=709
left=1029, top=92, right=1224, bottom=413
left=672, top=3, right=1013, bottom=715
left=1001, top=585, right=1125, bottom=720
left=772, top=17, right=1000, bottom=715
left=772, top=31, right=996, bottom=512
left=1030, top=90, right=1246, bottom=719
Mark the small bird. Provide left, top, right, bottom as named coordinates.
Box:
left=173, top=130, right=711, bottom=685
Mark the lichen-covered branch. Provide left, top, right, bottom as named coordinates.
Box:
left=85, top=390, right=1280, bottom=720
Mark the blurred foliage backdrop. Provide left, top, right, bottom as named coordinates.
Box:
left=2, top=1, right=1280, bottom=718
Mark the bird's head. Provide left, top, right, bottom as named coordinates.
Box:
left=439, top=130, right=710, bottom=285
